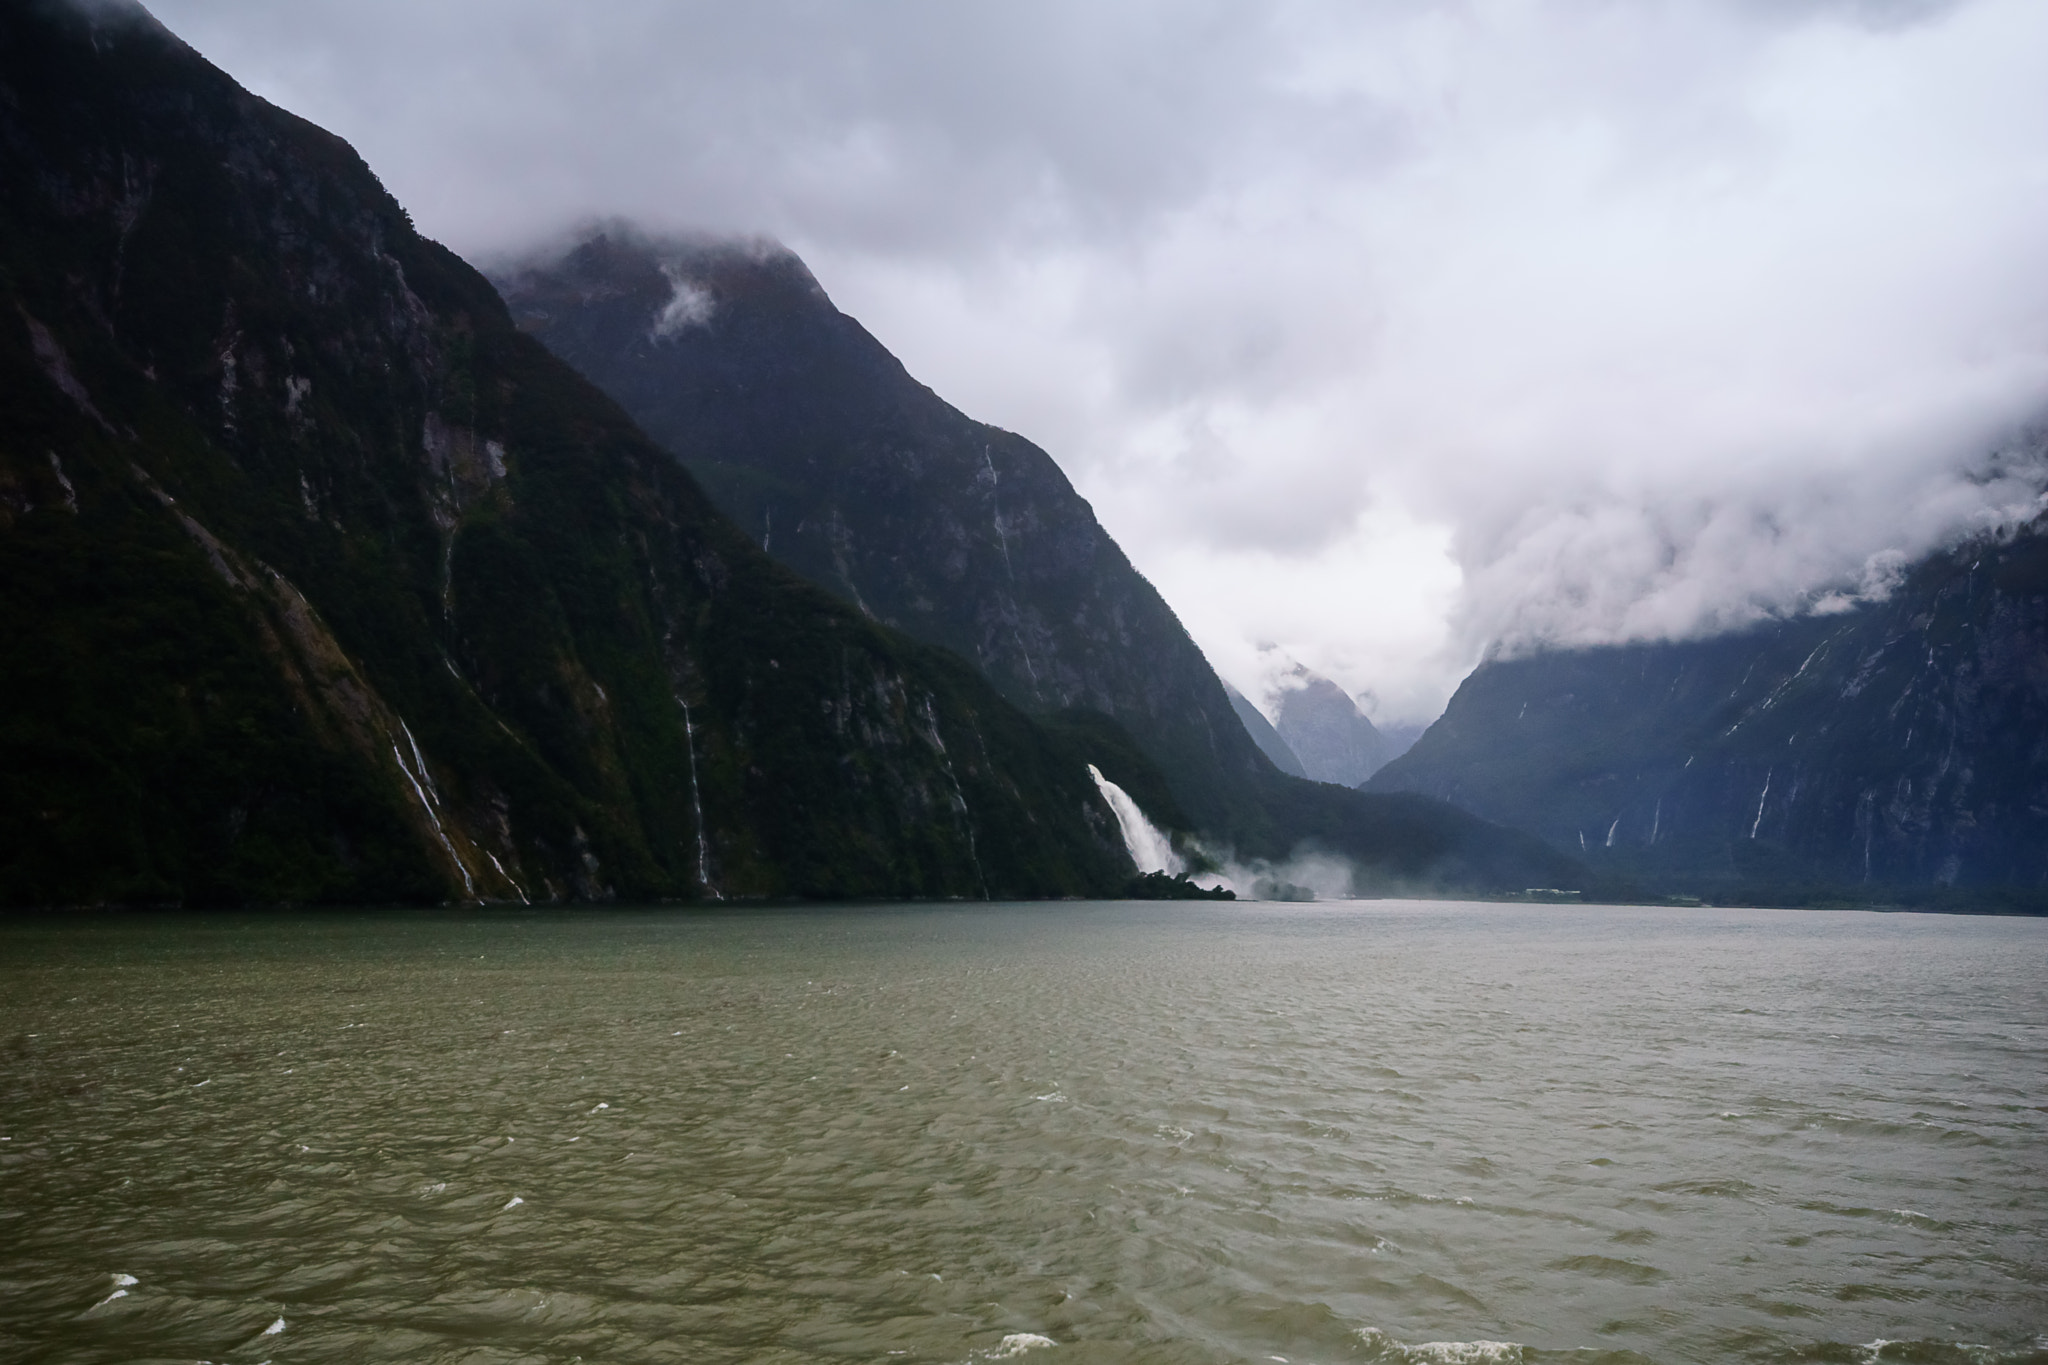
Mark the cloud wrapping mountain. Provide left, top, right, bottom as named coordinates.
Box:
left=150, top=0, right=2048, bottom=720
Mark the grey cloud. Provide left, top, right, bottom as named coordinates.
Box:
left=155, top=0, right=1300, bottom=256
left=149, top=0, right=2048, bottom=721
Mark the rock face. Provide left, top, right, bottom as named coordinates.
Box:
left=496, top=229, right=1587, bottom=891
left=1269, top=671, right=1406, bottom=786
left=1368, top=518, right=2048, bottom=905
left=0, top=0, right=1145, bottom=905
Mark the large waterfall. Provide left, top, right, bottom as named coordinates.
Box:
left=1087, top=764, right=1182, bottom=875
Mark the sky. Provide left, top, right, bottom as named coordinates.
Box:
left=148, top=0, right=2048, bottom=723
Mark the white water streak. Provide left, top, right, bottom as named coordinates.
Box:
left=677, top=698, right=719, bottom=900
left=1087, top=765, right=1181, bottom=875
left=390, top=739, right=474, bottom=898
left=484, top=850, right=529, bottom=904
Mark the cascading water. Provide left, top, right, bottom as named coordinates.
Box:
left=676, top=697, right=719, bottom=900
left=389, top=723, right=474, bottom=899
left=1087, top=764, right=1182, bottom=875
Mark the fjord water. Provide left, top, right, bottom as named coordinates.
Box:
left=1, top=905, right=2041, bottom=1365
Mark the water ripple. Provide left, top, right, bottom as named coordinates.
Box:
left=2, top=903, right=2043, bottom=1364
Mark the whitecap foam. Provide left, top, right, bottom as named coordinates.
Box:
left=983, top=1333, right=1056, bottom=1359
left=1356, top=1328, right=1524, bottom=1363
left=260, top=1317, right=286, bottom=1336
left=502, top=1195, right=524, bottom=1210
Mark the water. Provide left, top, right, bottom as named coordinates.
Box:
left=1, top=903, right=2042, bottom=1365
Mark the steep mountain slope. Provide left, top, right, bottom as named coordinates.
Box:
left=494, top=230, right=1583, bottom=891
left=0, top=0, right=1144, bottom=905
left=1369, top=518, right=2048, bottom=905
left=1224, top=682, right=1307, bottom=778
left=492, top=232, right=1283, bottom=835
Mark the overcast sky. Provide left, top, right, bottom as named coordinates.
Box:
left=151, top=0, right=2048, bottom=722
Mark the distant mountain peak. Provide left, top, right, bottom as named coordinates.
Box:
left=1266, top=668, right=1402, bottom=787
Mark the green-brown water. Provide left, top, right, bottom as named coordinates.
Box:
left=1, top=903, right=2042, bottom=1365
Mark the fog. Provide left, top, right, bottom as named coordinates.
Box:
left=149, top=0, right=2048, bottom=721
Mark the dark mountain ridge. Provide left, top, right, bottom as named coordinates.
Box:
left=494, top=229, right=1583, bottom=893
left=1370, top=513, right=2048, bottom=909
left=0, top=0, right=1154, bottom=905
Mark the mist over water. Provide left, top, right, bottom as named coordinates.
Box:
left=3, top=906, right=2042, bottom=1365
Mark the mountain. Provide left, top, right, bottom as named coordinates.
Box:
left=491, top=231, right=1287, bottom=836
left=1224, top=682, right=1307, bottom=778
left=1368, top=516, right=2048, bottom=908
left=0, top=0, right=1152, bottom=905
left=494, top=229, right=1586, bottom=893
left=1268, top=668, right=1408, bottom=786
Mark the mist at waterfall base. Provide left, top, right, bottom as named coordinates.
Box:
left=1090, top=764, right=1356, bottom=902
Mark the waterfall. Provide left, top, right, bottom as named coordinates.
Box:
left=677, top=697, right=720, bottom=900
left=1088, top=764, right=1182, bottom=875
left=389, top=733, right=474, bottom=899
left=922, top=698, right=989, bottom=899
